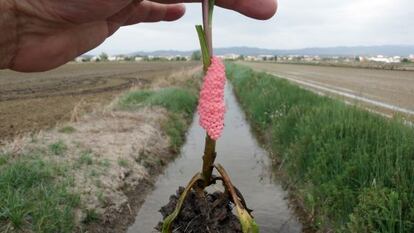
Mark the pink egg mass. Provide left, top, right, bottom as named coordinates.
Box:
left=197, top=56, right=226, bottom=140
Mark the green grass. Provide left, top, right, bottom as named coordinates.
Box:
left=118, top=87, right=198, bottom=117
left=48, top=141, right=67, bottom=156
left=118, top=87, right=198, bottom=151
left=58, top=126, right=76, bottom=134
left=162, top=113, right=187, bottom=152
left=117, top=158, right=129, bottom=168
left=227, top=63, right=414, bottom=233
left=0, top=154, right=8, bottom=166
left=82, top=209, right=100, bottom=224
left=78, top=151, right=94, bottom=166
left=0, top=157, right=80, bottom=233
left=97, top=159, right=111, bottom=168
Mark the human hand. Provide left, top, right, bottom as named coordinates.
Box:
left=0, top=0, right=277, bottom=72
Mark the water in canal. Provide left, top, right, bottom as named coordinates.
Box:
left=127, top=84, right=302, bottom=233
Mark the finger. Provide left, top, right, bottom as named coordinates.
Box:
left=107, top=1, right=185, bottom=34
left=149, top=0, right=277, bottom=20
left=126, top=1, right=186, bottom=24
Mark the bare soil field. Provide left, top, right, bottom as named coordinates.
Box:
left=0, top=62, right=198, bottom=142
left=242, top=62, right=414, bottom=117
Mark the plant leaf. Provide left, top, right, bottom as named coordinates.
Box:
left=162, top=173, right=203, bottom=233
left=195, top=25, right=211, bottom=71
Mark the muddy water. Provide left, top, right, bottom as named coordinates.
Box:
left=127, top=85, right=302, bottom=233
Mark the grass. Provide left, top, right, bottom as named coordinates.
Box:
left=82, top=209, right=100, bottom=224
left=58, top=126, right=76, bottom=134
left=98, top=159, right=111, bottom=168
left=48, top=140, right=67, bottom=156
left=162, top=112, right=187, bottom=152
left=78, top=151, right=94, bottom=166
left=118, top=87, right=198, bottom=151
left=226, top=63, right=414, bottom=233
left=118, top=87, right=198, bottom=118
left=0, top=157, right=80, bottom=233
left=117, top=158, right=129, bottom=168
left=0, top=154, right=8, bottom=166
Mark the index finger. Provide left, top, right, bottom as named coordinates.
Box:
left=151, top=0, right=277, bottom=20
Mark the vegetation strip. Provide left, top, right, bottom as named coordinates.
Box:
left=226, top=63, right=414, bottom=233
left=269, top=73, right=414, bottom=116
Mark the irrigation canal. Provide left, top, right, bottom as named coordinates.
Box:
left=127, top=84, right=302, bottom=233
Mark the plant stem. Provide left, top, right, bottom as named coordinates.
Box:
left=202, top=0, right=213, bottom=55
left=202, top=135, right=216, bottom=187
left=200, top=0, right=216, bottom=188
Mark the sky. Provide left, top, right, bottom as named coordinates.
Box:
left=89, top=0, right=414, bottom=55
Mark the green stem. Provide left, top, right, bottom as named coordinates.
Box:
left=202, top=135, right=216, bottom=187
left=197, top=0, right=216, bottom=188
left=195, top=25, right=210, bottom=71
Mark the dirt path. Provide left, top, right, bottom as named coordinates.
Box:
left=0, top=62, right=198, bottom=142
left=242, top=62, right=414, bottom=117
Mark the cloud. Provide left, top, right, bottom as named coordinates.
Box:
left=89, top=0, right=414, bottom=55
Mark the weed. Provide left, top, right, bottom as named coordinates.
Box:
left=0, top=159, right=79, bottom=232
left=162, top=113, right=187, bottom=152
left=82, top=209, right=100, bottom=224
left=49, top=141, right=67, bottom=156
left=118, top=90, right=153, bottom=107
left=78, top=151, right=93, bottom=166
left=0, top=154, right=8, bottom=166
left=98, top=159, right=111, bottom=168
left=118, top=88, right=198, bottom=118
left=97, top=191, right=106, bottom=205
left=58, top=126, right=76, bottom=134
left=89, top=169, right=99, bottom=177
left=117, top=158, right=129, bottom=168
left=137, top=152, right=164, bottom=168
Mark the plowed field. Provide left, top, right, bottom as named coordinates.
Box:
left=0, top=62, right=198, bottom=141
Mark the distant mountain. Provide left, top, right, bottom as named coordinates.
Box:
left=130, top=50, right=193, bottom=57
left=129, top=45, right=414, bottom=57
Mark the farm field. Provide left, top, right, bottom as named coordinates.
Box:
left=241, top=62, right=414, bottom=117
left=0, top=62, right=198, bottom=142
left=0, top=62, right=201, bottom=232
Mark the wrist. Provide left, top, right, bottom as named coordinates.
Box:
left=0, top=0, right=17, bottom=70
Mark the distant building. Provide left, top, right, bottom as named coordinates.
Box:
left=258, top=55, right=274, bottom=61
left=356, top=56, right=366, bottom=62
left=392, top=56, right=401, bottom=63
left=368, top=55, right=400, bottom=63
left=91, top=55, right=101, bottom=62
left=245, top=56, right=260, bottom=61
left=217, top=54, right=239, bottom=60
left=108, top=56, right=126, bottom=61
left=75, top=56, right=88, bottom=62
